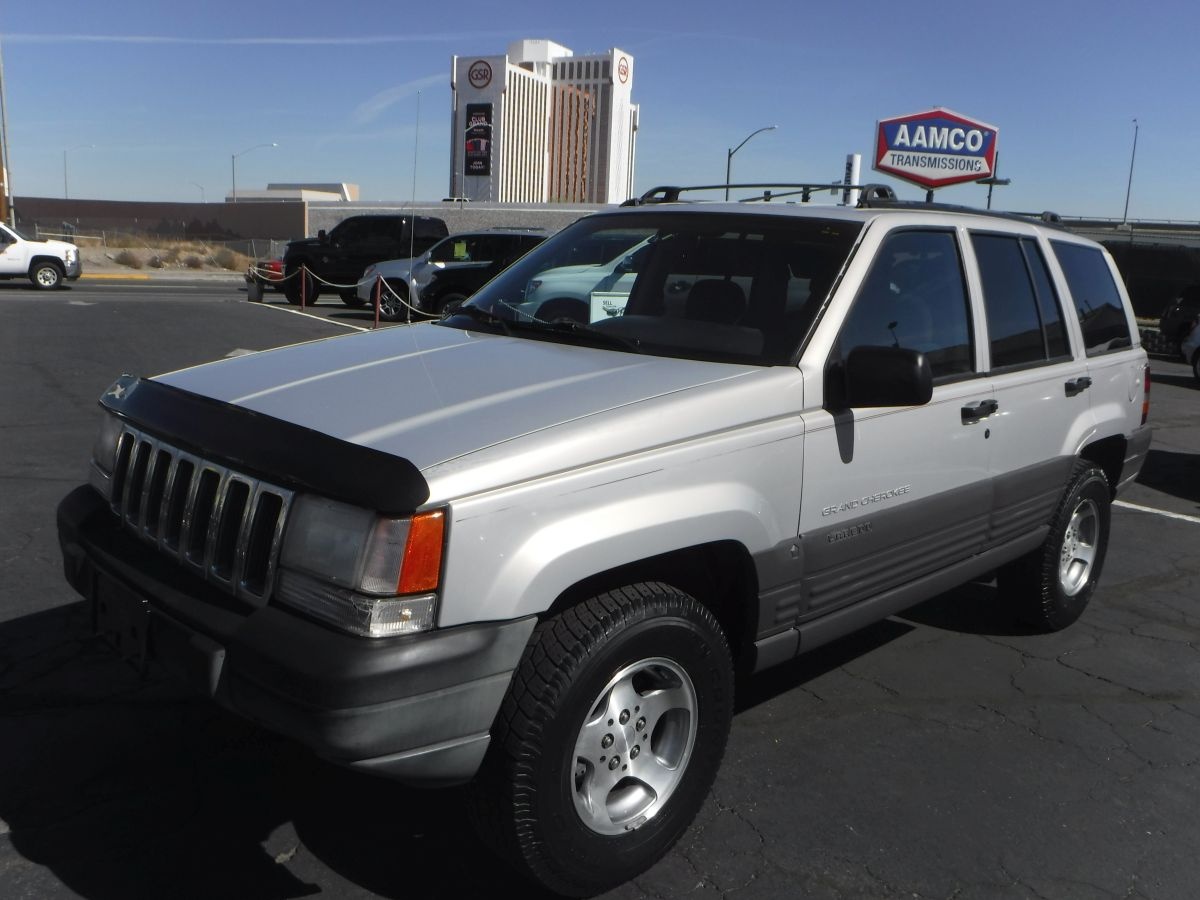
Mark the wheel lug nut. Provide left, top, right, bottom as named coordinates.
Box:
left=619, top=710, right=630, bottom=725
left=635, top=717, right=646, bottom=731
left=630, top=745, right=640, bottom=759
left=608, top=756, right=621, bottom=770
left=601, top=733, right=614, bottom=749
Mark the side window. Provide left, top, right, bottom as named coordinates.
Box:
left=1051, top=241, right=1133, bottom=356
left=971, top=233, right=1070, bottom=369
left=468, top=235, right=502, bottom=261
left=430, top=237, right=464, bottom=262
left=837, top=230, right=973, bottom=379
left=330, top=218, right=367, bottom=245
left=1022, top=239, right=1070, bottom=358
left=362, top=218, right=399, bottom=250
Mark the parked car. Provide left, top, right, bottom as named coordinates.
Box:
left=282, top=214, right=448, bottom=307
left=1159, top=283, right=1200, bottom=348
left=418, top=234, right=547, bottom=316
left=520, top=234, right=652, bottom=323
left=0, top=221, right=81, bottom=289
left=244, top=258, right=284, bottom=298
left=59, top=184, right=1151, bottom=896
left=1181, top=318, right=1200, bottom=382
left=357, top=228, right=546, bottom=320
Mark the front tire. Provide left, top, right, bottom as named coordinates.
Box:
left=471, top=583, right=733, bottom=897
left=998, top=463, right=1112, bottom=631
left=339, top=289, right=365, bottom=308
left=377, top=280, right=409, bottom=322
left=436, top=292, right=468, bottom=317
left=1192, top=350, right=1200, bottom=384
left=31, top=261, right=64, bottom=290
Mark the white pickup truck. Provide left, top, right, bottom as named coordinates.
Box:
left=0, top=222, right=82, bottom=289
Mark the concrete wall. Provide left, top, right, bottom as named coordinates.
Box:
left=14, top=196, right=306, bottom=243
left=304, top=200, right=612, bottom=240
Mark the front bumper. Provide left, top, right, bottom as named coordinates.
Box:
left=57, top=485, right=535, bottom=785
left=65, top=257, right=82, bottom=280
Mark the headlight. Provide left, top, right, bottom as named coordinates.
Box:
left=66, top=247, right=79, bottom=264
left=276, top=495, right=446, bottom=637
left=88, top=411, right=127, bottom=500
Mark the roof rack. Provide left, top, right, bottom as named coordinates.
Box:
left=621, top=182, right=898, bottom=206
left=857, top=196, right=1065, bottom=228
left=620, top=183, right=1064, bottom=229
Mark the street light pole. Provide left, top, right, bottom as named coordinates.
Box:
left=725, top=125, right=777, bottom=200
left=190, top=182, right=206, bottom=203
left=63, top=144, right=95, bottom=200
left=1122, top=118, right=1139, bottom=225
left=231, top=142, right=277, bottom=203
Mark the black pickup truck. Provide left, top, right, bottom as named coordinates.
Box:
left=283, top=214, right=448, bottom=306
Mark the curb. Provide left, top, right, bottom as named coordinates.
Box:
left=80, top=273, right=152, bottom=281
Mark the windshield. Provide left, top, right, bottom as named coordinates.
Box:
left=437, top=211, right=861, bottom=365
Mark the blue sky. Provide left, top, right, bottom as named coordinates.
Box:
left=4, top=0, right=1199, bottom=219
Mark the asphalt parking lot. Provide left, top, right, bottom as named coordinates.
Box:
left=2, top=279, right=1198, bottom=900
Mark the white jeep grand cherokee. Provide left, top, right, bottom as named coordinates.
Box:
left=58, top=185, right=1151, bottom=896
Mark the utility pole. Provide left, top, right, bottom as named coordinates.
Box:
left=0, top=41, right=14, bottom=227
left=1122, top=118, right=1139, bottom=225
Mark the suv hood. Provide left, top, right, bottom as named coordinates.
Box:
left=154, top=323, right=757, bottom=472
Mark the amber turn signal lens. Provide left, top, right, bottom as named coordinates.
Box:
left=398, top=510, right=445, bottom=594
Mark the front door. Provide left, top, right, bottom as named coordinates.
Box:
left=0, top=226, right=27, bottom=276
left=798, top=228, right=994, bottom=620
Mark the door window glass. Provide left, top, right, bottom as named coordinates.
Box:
left=972, top=233, right=1065, bottom=368
left=1051, top=241, right=1133, bottom=356
left=837, top=230, right=973, bottom=379
left=1022, top=238, right=1070, bottom=359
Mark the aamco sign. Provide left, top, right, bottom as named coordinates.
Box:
left=874, top=107, right=998, bottom=189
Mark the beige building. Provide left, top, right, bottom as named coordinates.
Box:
left=449, top=39, right=639, bottom=204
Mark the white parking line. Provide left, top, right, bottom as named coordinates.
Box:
left=1114, top=500, right=1200, bottom=525
left=251, top=302, right=368, bottom=332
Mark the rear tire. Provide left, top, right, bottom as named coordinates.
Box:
left=284, top=265, right=319, bottom=306
left=470, top=583, right=733, bottom=897
left=998, top=463, right=1111, bottom=631
left=31, top=261, right=64, bottom=290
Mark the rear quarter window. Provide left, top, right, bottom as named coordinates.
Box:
left=1051, top=242, right=1133, bottom=356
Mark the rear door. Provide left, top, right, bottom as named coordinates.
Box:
left=1049, top=239, right=1144, bottom=427
left=965, top=230, right=1090, bottom=548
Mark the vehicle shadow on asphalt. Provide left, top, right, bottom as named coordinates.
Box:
left=1135, top=448, right=1200, bottom=505
left=735, top=580, right=1030, bottom=714
left=0, top=603, right=556, bottom=900
left=1149, top=372, right=1198, bottom=390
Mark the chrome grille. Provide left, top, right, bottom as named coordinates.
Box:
left=109, top=425, right=293, bottom=604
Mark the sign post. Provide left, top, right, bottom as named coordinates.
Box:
left=873, top=108, right=998, bottom=199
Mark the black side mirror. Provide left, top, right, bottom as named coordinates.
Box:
left=841, top=345, right=932, bottom=408
left=317, top=229, right=328, bottom=243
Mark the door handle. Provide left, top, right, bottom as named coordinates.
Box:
left=961, top=399, right=999, bottom=424
left=1064, top=376, right=1092, bottom=397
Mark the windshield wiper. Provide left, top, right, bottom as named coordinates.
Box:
left=440, top=304, right=512, bottom=335
left=509, top=318, right=642, bottom=354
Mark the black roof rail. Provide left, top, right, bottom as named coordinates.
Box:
left=856, top=196, right=1067, bottom=229
left=621, top=182, right=898, bottom=206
